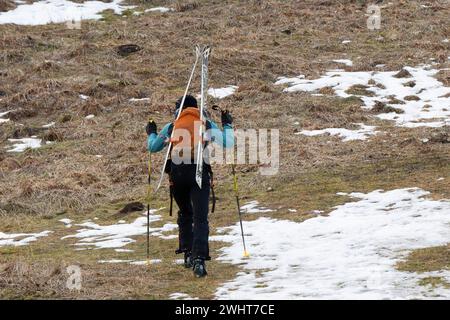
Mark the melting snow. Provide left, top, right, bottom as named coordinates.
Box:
left=145, top=7, right=173, bottom=13
left=42, top=121, right=55, bottom=128
left=0, top=111, right=10, bottom=124
left=98, top=259, right=131, bottom=264
left=0, top=0, right=133, bottom=26
left=276, top=65, right=450, bottom=127
left=59, top=218, right=72, bottom=228
left=85, top=114, right=95, bottom=119
left=169, top=293, right=199, bottom=300
left=241, top=201, right=274, bottom=214
left=129, top=97, right=150, bottom=102
left=333, top=59, right=353, bottom=67
left=0, top=231, right=52, bottom=247
left=62, top=210, right=178, bottom=249
left=297, top=123, right=378, bottom=141
left=98, top=259, right=161, bottom=265
left=208, top=86, right=238, bottom=99
left=6, top=137, right=43, bottom=152
left=159, top=235, right=178, bottom=240
left=213, top=188, right=450, bottom=299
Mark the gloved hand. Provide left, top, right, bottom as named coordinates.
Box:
left=221, top=109, right=233, bottom=126
left=146, top=120, right=157, bottom=135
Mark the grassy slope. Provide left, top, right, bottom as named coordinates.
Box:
left=0, top=0, right=449, bottom=298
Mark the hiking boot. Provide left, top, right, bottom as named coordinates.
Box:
left=193, top=258, right=208, bottom=278
left=184, top=251, right=193, bottom=268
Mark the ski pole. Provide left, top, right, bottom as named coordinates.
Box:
left=212, top=105, right=248, bottom=256
left=146, top=120, right=154, bottom=265
left=231, top=164, right=250, bottom=258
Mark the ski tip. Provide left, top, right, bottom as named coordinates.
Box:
left=195, top=44, right=211, bottom=54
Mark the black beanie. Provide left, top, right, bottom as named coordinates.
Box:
left=176, top=94, right=198, bottom=110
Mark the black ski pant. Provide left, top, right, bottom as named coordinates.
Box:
left=170, top=163, right=210, bottom=260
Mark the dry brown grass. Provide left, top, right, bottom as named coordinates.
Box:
left=0, top=0, right=15, bottom=12
left=0, top=254, right=240, bottom=299
left=0, top=0, right=449, bottom=298
left=397, top=245, right=450, bottom=273
left=436, top=69, right=450, bottom=86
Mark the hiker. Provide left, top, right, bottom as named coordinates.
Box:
left=145, top=94, right=234, bottom=277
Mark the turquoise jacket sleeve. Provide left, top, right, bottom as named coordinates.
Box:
left=147, top=120, right=235, bottom=152
left=147, top=122, right=172, bottom=153
left=207, top=120, right=235, bottom=148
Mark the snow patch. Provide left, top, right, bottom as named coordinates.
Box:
left=42, top=121, right=55, bottom=128
left=59, top=218, right=72, bottom=228
left=62, top=210, right=178, bottom=249
left=115, top=248, right=134, bottom=253
left=6, top=137, right=43, bottom=152
left=0, top=111, right=10, bottom=124
left=169, top=293, right=199, bottom=300
left=276, top=65, right=450, bottom=128
left=159, top=235, right=178, bottom=240
left=0, top=0, right=133, bottom=26
left=214, top=188, right=450, bottom=299
left=333, top=59, right=353, bottom=67
left=297, top=123, right=378, bottom=141
left=0, top=231, right=52, bottom=247
left=129, top=97, right=150, bottom=102
left=98, top=259, right=161, bottom=265
left=208, top=86, right=238, bottom=99
left=145, top=7, right=173, bottom=13
left=98, top=259, right=131, bottom=264
left=241, top=201, right=274, bottom=214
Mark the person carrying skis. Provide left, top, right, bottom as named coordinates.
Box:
left=146, top=94, right=234, bottom=277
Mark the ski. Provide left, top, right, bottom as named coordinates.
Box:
left=155, top=46, right=202, bottom=192
left=195, top=45, right=211, bottom=189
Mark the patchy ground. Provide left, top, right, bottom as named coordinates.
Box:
left=214, top=188, right=450, bottom=299
left=0, top=0, right=449, bottom=299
